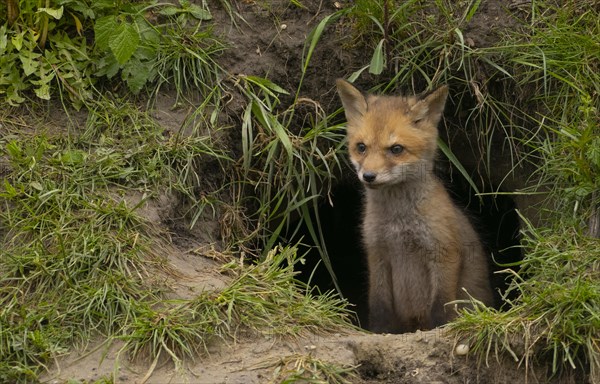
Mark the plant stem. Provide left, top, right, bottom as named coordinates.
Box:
left=383, top=0, right=391, bottom=70
left=588, top=191, right=600, bottom=238
left=39, top=0, right=50, bottom=49
left=7, top=0, right=19, bottom=25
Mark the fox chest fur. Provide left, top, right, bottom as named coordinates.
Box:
left=363, top=183, right=435, bottom=265
left=336, top=79, right=493, bottom=333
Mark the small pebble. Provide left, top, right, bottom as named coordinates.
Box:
left=455, top=343, right=469, bottom=355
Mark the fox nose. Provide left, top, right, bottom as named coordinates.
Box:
left=362, top=172, right=377, bottom=183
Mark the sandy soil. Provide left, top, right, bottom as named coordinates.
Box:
left=45, top=326, right=548, bottom=384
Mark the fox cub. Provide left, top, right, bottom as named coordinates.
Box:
left=336, top=80, right=493, bottom=333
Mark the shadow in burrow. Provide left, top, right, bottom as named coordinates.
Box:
left=283, top=169, right=524, bottom=331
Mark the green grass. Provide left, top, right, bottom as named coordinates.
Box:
left=0, top=0, right=225, bottom=107
left=449, top=223, right=600, bottom=378
left=0, top=141, right=160, bottom=381
left=438, top=1, right=599, bottom=381
left=0, top=101, right=181, bottom=380
left=0, top=92, right=353, bottom=381
left=261, top=351, right=358, bottom=384
left=1, top=3, right=358, bottom=378
left=232, top=73, right=347, bottom=286
left=123, top=246, right=353, bottom=367
left=1, top=0, right=599, bottom=382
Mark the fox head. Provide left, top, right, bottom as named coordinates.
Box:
left=336, top=79, right=448, bottom=188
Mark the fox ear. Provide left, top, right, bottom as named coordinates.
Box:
left=336, top=79, right=367, bottom=125
left=411, top=85, right=449, bottom=125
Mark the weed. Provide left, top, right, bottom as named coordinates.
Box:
left=1, top=0, right=224, bottom=106
left=262, top=352, right=358, bottom=384
left=0, top=96, right=233, bottom=380
left=233, top=74, right=346, bottom=290
left=450, top=223, right=600, bottom=379
left=446, top=1, right=599, bottom=380
left=123, top=246, right=353, bottom=368
left=0, top=93, right=353, bottom=380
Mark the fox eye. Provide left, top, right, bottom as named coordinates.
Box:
left=413, top=118, right=423, bottom=125
left=356, top=143, right=367, bottom=153
left=390, top=144, right=404, bottom=155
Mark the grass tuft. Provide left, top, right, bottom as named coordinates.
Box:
left=0, top=93, right=353, bottom=380
left=123, top=245, right=354, bottom=366
left=450, top=224, right=600, bottom=378
left=262, top=352, right=358, bottom=384
left=0, top=96, right=232, bottom=380
left=446, top=1, right=599, bottom=380
left=232, top=73, right=347, bottom=288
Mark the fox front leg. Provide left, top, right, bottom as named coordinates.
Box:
left=367, top=259, right=398, bottom=333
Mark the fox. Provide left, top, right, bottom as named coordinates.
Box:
left=336, top=79, right=493, bottom=333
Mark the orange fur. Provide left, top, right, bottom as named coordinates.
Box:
left=336, top=79, right=493, bottom=333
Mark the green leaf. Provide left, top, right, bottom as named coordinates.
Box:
left=158, top=6, right=180, bottom=16
left=347, top=65, right=370, bottom=82
left=1, top=179, right=18, bottom=198
left=244, top=75, right=289, bottom=96
left=454, top=27, right=465, bottom=46
left=37, top=6, right=64, bottom=20
left=565, top=184, right=594, bottom=198
left=109, top=23, right=140, bottom=65
left=369, top=39, right=385, bottom=75
left=11, top=31, right=25, bottom=51
left=60, top=150, right=86, bottom=165
left=94, top=16, right=117, bottom=51
left=34, top=83, right=51, bottom=100
left=122, top=58, right=150, bottom=93
left=437, top=138, right=480, bottom=196
left=464, top=0, right=482, bottom=22
left=95, top=55, right=121, bottom=78
left=241, top=103, right=254, bottom=173
left=0, top=26, right=7, bottom=52
left=586, top=138, right=600, bottom=168
left=6, top=87, right=25, bottom=105
left=6, top=141, right=22, bottom=159
left=303, top=11, right=339, bottom=74
left=20, top=51, right=42, bottom=76
left=136, top=15, right=160, bottom=45
left=30, top=181, right=43, bottom=191
left=187, top=4, right=212, bottom=20
left=158, top=3, right=211, bottom=19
